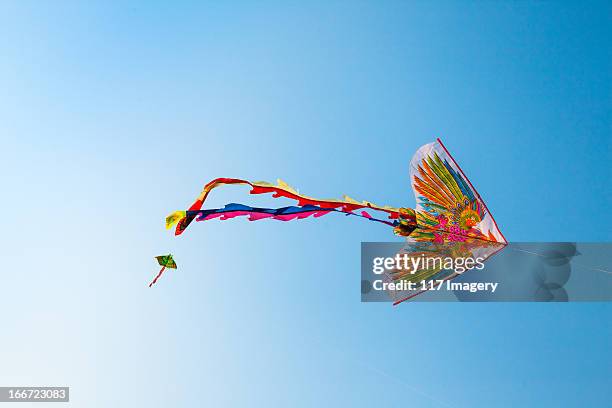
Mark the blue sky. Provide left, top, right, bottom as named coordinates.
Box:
left=1, top=1, right=610, bottom=407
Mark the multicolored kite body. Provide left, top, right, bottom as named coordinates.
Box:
left=165, top=139, right=507, bottom=246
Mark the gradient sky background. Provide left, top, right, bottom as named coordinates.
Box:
left=1, top=1, right=611, bottom=407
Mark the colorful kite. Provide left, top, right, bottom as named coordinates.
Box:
left=165, top=138, right=507, bottom=246
left=156, top=139, right=507, bottom=297
left=149, top=254, right=177, bottom=287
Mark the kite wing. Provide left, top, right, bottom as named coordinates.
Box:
left=409, top=138, right=506, bottom=244
left=386, top=240, right=506, bottom=305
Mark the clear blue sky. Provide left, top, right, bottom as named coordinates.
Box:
left=1, top=1, right=610, bottom=407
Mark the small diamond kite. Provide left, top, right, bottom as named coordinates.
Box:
left=149, top=254, right=177, bottom=287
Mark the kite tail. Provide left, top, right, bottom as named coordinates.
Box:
left=149, top=266, right=166, bottom=287
left=166, top=178, right=401, bottom=235
left=188, top=203, right=398, bottom=227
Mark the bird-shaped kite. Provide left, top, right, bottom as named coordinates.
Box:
left=164, top=139, right=506, bottom=245
left=154, top=139, right=506, bottom=296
